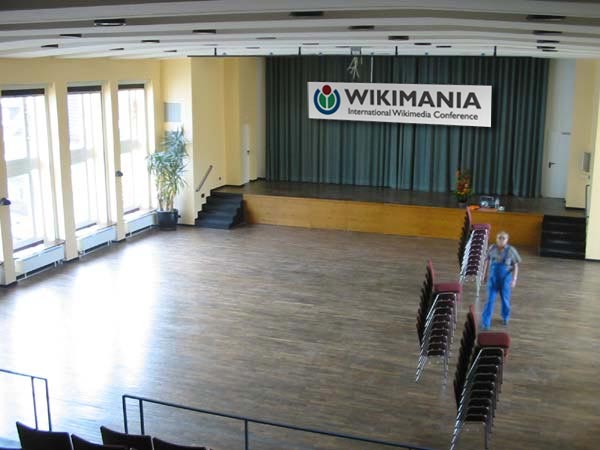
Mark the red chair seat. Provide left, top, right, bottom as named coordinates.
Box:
left=472, top=223, right=491, bottom=231
left=434, top=281, right=463, bottom=294
left=478, top=332, right=511, bottom=349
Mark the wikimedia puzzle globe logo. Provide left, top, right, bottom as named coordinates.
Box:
left=313, top=84, right=341, bottom=115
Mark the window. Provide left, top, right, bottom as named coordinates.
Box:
left=67, top=86, right=108, bottom=230
left=118, top=85, right=150, bottom=213
left=1, top=90, right=53, bottom=251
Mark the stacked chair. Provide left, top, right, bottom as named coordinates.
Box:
left=458, top=208, right=491, bottom=296
left=450, top=312, right=511, bottom=450
left=416, top=260, right=462, bottom=383
left=14, top=423, right=210, bottom=450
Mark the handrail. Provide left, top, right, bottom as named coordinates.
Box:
left=122, top=394, right=436, bottom=450
left=0, top=368, right=52, bottom=430
left=195, top=165, right=213, bottom=193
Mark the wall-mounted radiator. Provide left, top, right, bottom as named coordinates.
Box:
left=15, top=244, right=65, bottom=279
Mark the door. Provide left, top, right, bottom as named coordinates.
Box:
left=541, top=130, right=570, bottom=198
left=241, top=124, right=250, bottom=184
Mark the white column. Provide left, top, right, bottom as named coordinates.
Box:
left=103, top=82, right=125, bottom=240
left=0, top=105, right=16, bottom=284
left=48, top=82, right=78, bottom=260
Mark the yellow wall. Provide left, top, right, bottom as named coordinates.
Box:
left=566, top=60, right=600, bottom=208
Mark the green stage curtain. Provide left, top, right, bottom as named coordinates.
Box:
left=266, top=56, right=548, bottom=197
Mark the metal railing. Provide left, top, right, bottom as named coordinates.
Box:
left=122, top=394, right=435, bottom=450
left=0, top=368, right=52, bottom=430
left=195, top=165, right=213, bottom=193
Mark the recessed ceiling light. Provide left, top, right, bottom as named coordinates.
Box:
left=388, top=35, right=409, bottom=41
left=436, top=45, right=452, bottom=48
left=414, top=42, right=432, bottom=46
left=192, top=29, right=217, bottom=34
left=94, top=18, right=126, bottom=26
left=110, top=47, right=125, bottom=51
left=164, top=50, right=177, bottom=53
left=41, top=44, right=59, bottom=48
left=246, top=46, right=260, bottom=49
left=142, top=39, right=160, bottom=44
left=349, top=25, right=375, bottom=31
left=538, top=45, right=556, bottom=50
left=536, top=39, right=560, bottom=44
left=533, top=30, right=563, bottom=35
left=256, top=36, right=276, bottom=40
left=302, top=42, right=319, bottom=46
left=526, top=14, right=566, bottom=22
left=60, top=33, right=82, bottom=38
left=542, top=48, right=558, bottom=52
left=290, top=11, right=323, bottom=17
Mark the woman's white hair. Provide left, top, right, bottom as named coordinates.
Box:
left=497, top=231, right=509, bottom=239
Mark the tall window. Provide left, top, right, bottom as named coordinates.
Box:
left=67, top=86, right=108, bottom=229
left=1, top=89, right=52, bottom=250
left=118, top=85, right=150, bottom=213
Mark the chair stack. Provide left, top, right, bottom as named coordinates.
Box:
left=416, top=260, right=462, bottom=383
left=450, top=324, right=511, bottom=450
left=458, top=208, right=491, bottom=296
left=14, top=423, right=210, bottom=450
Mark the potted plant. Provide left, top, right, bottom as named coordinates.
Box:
left=454, top=169, right=472, bottom=207
left=147, top=128, right=188, bottom=230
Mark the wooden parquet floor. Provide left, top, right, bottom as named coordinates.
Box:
left=1, top=225, right=599, bottom=450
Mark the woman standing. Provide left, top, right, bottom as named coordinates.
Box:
left=481, top=231, right=522, bottom=330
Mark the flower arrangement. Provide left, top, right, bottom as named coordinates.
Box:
left=455, top=170, right=472, bottom=202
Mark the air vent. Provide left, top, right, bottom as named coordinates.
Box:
left=388, top=35, right=409, bottom=41
left=414, top=42, right=432, bottom=46
left=526, top=14, right=566, bottom=22
left=533, top=30, right=563, bottom=35
left=94, top=18, right=126, bottom=26
left=60, top=33, right=82, bottom=38
left=41, top=44, right=59, bottom=48
left=142, top=39, right=160, bottom=43
left=164, top=50, right=177, bottom=53
left=290, top=11, right=323, bottom=17
left=537, top=39, right=560, bottom=44
left=246, top=46, right=260, bottom=49
left=542, top=48, right=558, bottom=52
left=256, top=36, right=276, bottom=40
left=110, top=47, right=125, bottom=51
left=336, top=45, right=351, bottom=48
left=349, top=25, right=375, bottom=31
left=436, top=45, right=452, bottom=48
left=302, top=42, right=319, bottom=46
left=537, top=45, right=556, bottom=50
left=193, top=29, right=217, bottom=34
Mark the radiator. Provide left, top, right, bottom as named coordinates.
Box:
left=15, top=244, right=65, bottom=279
left=126, top=212, right=156, bottom=236
left=77, top=226, right=117, bottom=255
left=0, top=264, right=5, bottom=285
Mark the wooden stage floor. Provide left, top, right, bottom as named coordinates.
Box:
left=0, top=226, right=599, bottom=450
left=219, top=181, right=584, bottom=248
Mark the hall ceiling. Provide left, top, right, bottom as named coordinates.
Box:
left=0, top=0, right=599, bottom=59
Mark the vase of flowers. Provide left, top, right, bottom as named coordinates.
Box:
left=454, top=170, right=472, bottom=207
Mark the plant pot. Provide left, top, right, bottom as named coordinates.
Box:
left=156, top=209, right=179, bottom=230
left=457, top=200, right=468, bottom=208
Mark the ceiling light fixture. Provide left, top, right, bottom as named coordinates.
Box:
left=349, top=25, right=375, bottom=31
left=246, top=46, right=260, bottom=49
left=164, top=50, right=177, bottom=53
left=142, top=39, right=160, bottom=43
left=436, top=45, right=452, bottom=48
left=110, top=47, right=125, bottom=51
left=302, top=42, right=319, bottom=46
left=290, top=11, right=324, bottom=17
left=536, top=39, right=560, bottom=44
left=192, top=29, right=217, bottom=34
left=256, top=36, right=276, bottom=40
left=526, top=15, right=566, bottom=22
left=60, top=33, right=82, bottom=38
left=94, top=18, right=126, bottom=27
left=41, top=44, right=59, bottom=48
left=533, top=30, right=563, bottom=35
left=414, top=42, right=432, bottom=46
left=388, top=35, right=409, bottom=41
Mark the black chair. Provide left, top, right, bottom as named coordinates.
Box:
left=72, top=435, right=127, bottom=450
left=16, top=422, right=73, bottom=450
left=99, top=427, right=152, bottom=450
left=152, top=437, right=209, bottom=450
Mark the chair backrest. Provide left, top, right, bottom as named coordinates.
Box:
left=466, top=207, right=473, bottom=230
left=16, top=422, right=73, bottom=450
left=72, top=435, right=127, bottom=450
left=100, top=427, right=153, bottom=450
left=152, top=438, right=208, bottom=450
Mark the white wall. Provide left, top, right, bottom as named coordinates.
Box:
left=542, top=59, right=575, bottom=199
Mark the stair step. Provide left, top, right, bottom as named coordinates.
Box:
left=207, top=196, right=242, bottom=206
left=203, top=202, right=241, bottom=213
left=541, top=229, right=586, bottom=242
left=198, top=209, right=239, bottom=219
left=211, top=191, right=243, bottom=200
left=540, top=247, right=585, bottom=260
left=543, top=214, right=586, bottom=224
left=195, top=216, right=234, bottom=229
left=540, top=239, right=586, bottom=251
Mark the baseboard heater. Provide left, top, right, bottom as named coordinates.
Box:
left=77, top=226, right=117, bottom=256
left=126, top=212, right=156, bottom=237
left=15, top=244, right=65, bottom=280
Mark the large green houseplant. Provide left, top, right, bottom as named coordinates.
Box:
left=147, top=128, right=188, bottom=230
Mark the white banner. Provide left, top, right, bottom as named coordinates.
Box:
left=307, top=81, right=492, bottom=127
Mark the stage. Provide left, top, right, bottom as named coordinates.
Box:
left=218, top=181, right=584, bottom=248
